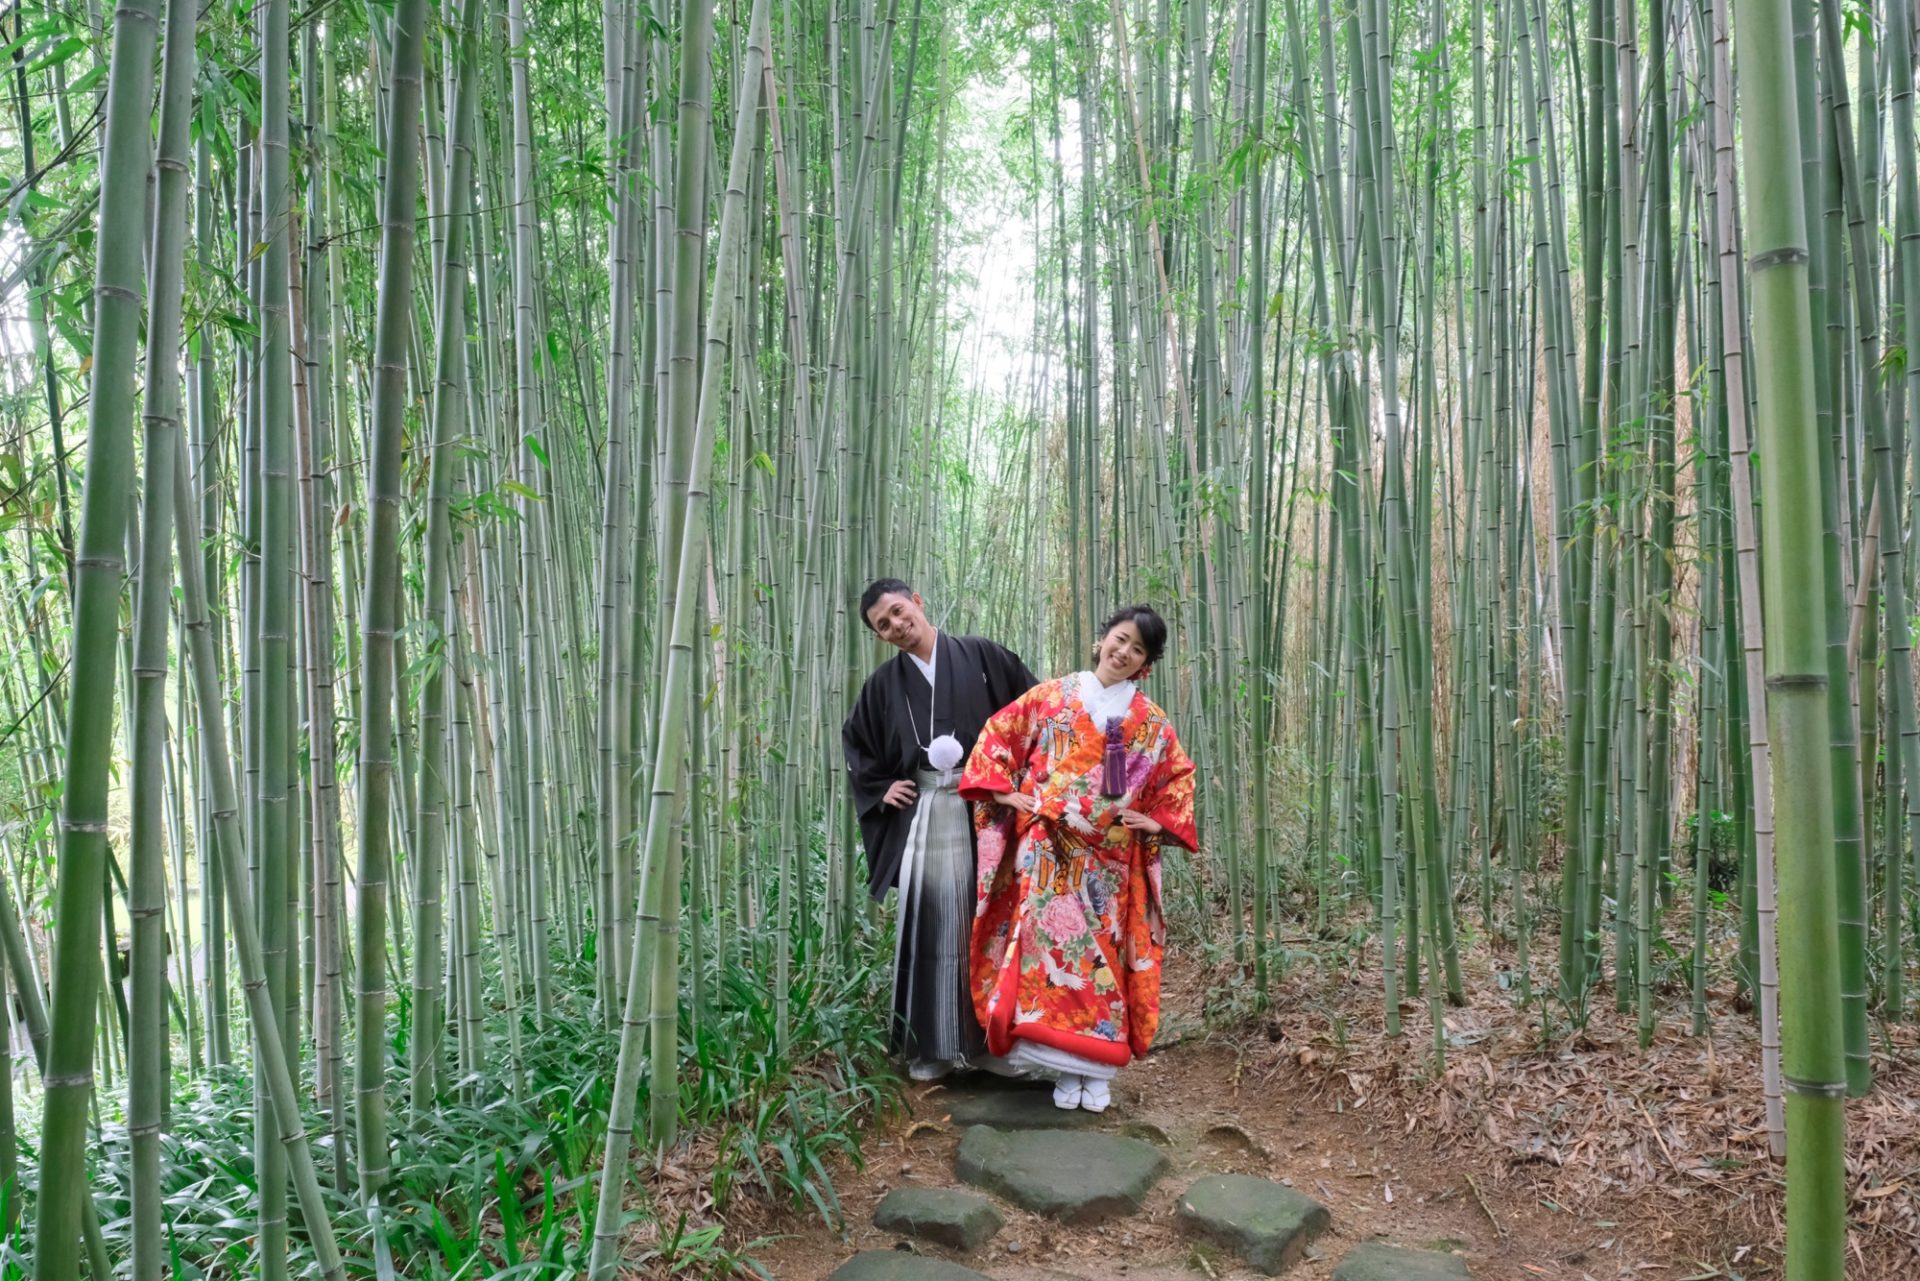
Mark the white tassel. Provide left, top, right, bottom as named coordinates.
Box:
left=928, top=733, right=964, bottom=771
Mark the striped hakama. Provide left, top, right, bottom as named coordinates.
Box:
left=890, top=767, right=985, bottom=1067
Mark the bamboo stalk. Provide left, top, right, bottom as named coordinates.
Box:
left=1736, top=0, right=1849, bottom=1264
left=355, top=0, right=432, bottom=1198
left=31, top=0, right=162, bottom=1271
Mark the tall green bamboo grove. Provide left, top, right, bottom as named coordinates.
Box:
left=0, top=0, right=1109, bottom=1270
left=985, top=0, right=1889, bottom=1253
left=2, top=0, right=1915, bottom=1272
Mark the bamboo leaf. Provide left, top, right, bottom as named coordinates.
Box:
left=26, top=35, right=88, bottom=74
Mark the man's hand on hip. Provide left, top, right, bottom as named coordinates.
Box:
left=883, top=779, right=919, bottom=809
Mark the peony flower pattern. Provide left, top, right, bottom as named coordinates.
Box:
left=1039, top=892, right=1089, bottom=944
left=976, top=824, right=1006, bottom=880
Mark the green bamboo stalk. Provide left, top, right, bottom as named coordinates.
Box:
left=505, top=0, right=554, bottom=1025
left=165, top=440, right=349, bottom=1280
left=1702, top=0, right=1787, bottom=1150
left=634, top=0, right=716, bottom=1059
left=0, top=952, right=12, bottom=1231
left=190, top=127, right=232, bottom=1069
left=1692, top=102, right=1726, bottom=1037
left=1888, top=0, right=1920, bottom=1026
left=165, top=654, right=198, bottom=1081
left=30, top=0, right=161, bottom=1272
left=295, top=20, right=349, bottom=1179
left=1556, top=0, right=1606, bottom=999
left=355, top=0, right=431, bottom=1198
left=256, top=0, right=297, bottom=1267
left=1642, top=0, right=1677, bottom=941
left=1737, top=0, right=1848, bottom=1265
left=127, top=0, right=196, bottom=1272
left=596, top=0, right=642, bottom=1022
left=411, top=0, right=481, bottom=1112
left=1816, top=0, right=1919, bottom=1038
left=449, top=617, right=488, bottom=1082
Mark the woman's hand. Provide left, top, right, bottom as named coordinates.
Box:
left=1116, top=808, right=1162, bottom=835
left=996, top=791, right=1041, bottom=815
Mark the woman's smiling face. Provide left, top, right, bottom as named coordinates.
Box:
left=1095, top=619, right=1148, bottom=683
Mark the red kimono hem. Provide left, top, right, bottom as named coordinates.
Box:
left=1006, top=1022, right=1135, bottom=1068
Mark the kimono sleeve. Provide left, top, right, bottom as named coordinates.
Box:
left=1141, top=728, right=1199, bottom=852
left=841, top=675, right=898, bottom=819
left=958, top=689, right=1037, bottom=802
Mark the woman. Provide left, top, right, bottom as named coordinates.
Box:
left=958, top=605, right=1198, bottom=1111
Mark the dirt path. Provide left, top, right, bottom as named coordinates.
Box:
left=752, top=1038, right=1628, bottom=1280
left=731, top=923, right=1919, bottom=1280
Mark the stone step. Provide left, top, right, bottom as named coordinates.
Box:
left=954, top=1125, right=1169, bottom=1225
left=1332, top=1242, right=1475, bottom=1281
left=1174, top=1174, right=1332, bottom=1276
left=942, top=1087, right=1101, bottom=1131
left=987, top=1266, right=1199, bottom=1280
left=828, top=1252, right=994, bottom=1281
left=1167, top=1175, right=1336, bottom=1275
left=873, top=1186, right=1006, bottom=1252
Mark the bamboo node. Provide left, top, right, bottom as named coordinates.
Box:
left=1745, top=245, right=1809, bottom=271
left=1782, top=1074, right=1849, bottom=1100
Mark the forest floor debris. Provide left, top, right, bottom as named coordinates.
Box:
left=729, top=911, right=1918, bottom=1279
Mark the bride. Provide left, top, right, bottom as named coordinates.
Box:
left=958, top=604, right=1198, bottom=1112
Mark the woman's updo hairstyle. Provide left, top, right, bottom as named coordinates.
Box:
left=1097, top=603, right=1168, bottom=670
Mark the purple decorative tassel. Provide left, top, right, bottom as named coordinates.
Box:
left=1101, top=721, right=1126, bottom=799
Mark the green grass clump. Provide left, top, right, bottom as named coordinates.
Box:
left=2, top=920, right=900, bottom=1279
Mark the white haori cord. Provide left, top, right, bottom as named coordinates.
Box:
left=908, top=645, right=966, bottom=770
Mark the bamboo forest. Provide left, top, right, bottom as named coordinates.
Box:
left=1, top=0, right=1919, bottom=1274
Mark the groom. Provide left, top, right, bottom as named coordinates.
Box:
left=842, top=579, right=1038, bottom=1080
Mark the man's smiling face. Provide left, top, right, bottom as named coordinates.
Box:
left=865, top=592, right=929, bottom=652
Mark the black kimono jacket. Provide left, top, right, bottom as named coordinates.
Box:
left=842, top=632, right=1039, bottom=899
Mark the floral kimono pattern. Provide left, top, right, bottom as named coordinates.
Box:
left=958, top=678, right=1198, bottom=1067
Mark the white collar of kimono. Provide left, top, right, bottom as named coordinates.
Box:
left=1076, top=670, right=1137, bottom=728
left=909, top=646, right=936, bottom=683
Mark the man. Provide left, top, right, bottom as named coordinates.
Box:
left=843, top=578, right=1038, bottom=1080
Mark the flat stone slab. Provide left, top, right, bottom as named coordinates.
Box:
left=955, top=1125, right=1169, bottom=1224
left=944, top=1087, right=1099, bottom=1130
left=873, top=1186, right=1005, bottom=1251
left=828, top=1251, right=994, bottom=1281
left=1176, top=1175, right=1332, bottom=1275
left=1333, top=1242, right=1475, bottom=1281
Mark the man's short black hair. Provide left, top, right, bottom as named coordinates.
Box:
left=1098, top=603, right=1168, bottom=666
left=859, top=578, right=917, bottom=631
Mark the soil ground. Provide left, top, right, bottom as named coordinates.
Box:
left=749, top=1037, right=1763, bottom=1281
left=737, top=929, right=1920, bottom=1280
